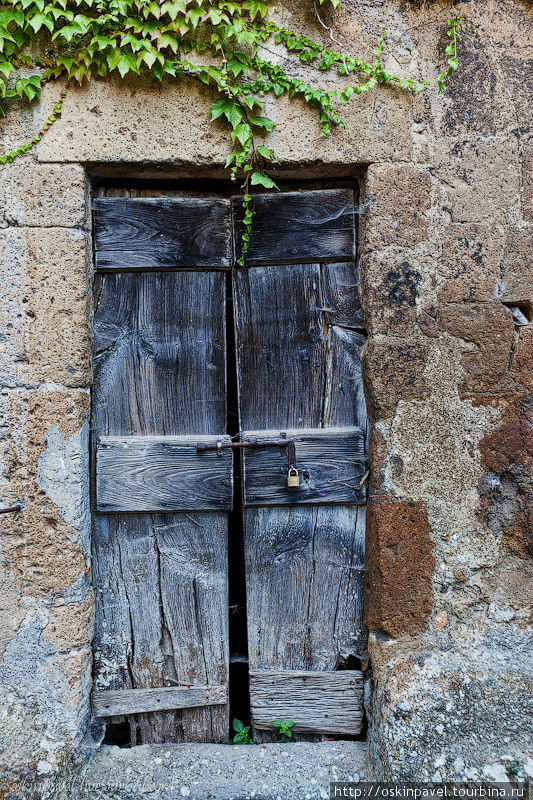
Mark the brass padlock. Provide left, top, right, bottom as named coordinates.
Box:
left=287, top=467, right=300, bottom=488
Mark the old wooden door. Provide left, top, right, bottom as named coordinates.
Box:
left=91, top=187, right=367, bottom=745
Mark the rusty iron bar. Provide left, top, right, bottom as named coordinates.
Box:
left=0, top=504, right=22, bottom=514
left=197, top=434, right=297, bottom=469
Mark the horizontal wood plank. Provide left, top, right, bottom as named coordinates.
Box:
left=96, top=435, right=233, bottom=512
left=242, top=428, right=366, bottom=506
left=94, top=197, right=232, bottom=270
left=93, top=685, right=227, bottom=718
left=249, top=669, right=363, bottom=735
left=233, top=189, right=356, bottom=265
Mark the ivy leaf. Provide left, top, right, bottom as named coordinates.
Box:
left=250, top=172, right=278, bottom=189
left=155, top=32, right=179, bottom=52
left=186, top=7, right=202, bottom=28
left=121, top=33, right=144, bottom=51
left=249, top=115, right=274, bottom=131
left=231, top=122, right=251, bottom=146
left=227, top=57, right=246, bottom=77
left=227, top=103, right=244, bottom=127
left=241, top=94, right=262, bottom=111
left=242, top=0, right=267, bottom=20
left=340, top=86, right=354, bottom=103
left=161, top=0, right=186, bottom=19
left=210, top=97, right=233, bottom=121
left=28, top=12, right=52, bottom=32
left=256, top=144, right=275, bottom=160
left=0, top=60, right=14, bottom=78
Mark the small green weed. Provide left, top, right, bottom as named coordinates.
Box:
left=230, top=718, right=253, bottom=745
left=272, top=719, right=295, bottom=742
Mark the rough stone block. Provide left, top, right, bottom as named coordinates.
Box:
left=434, top=140, right=520, bottom=224
left=369, top=651, right=533, bottom=780
left=498, top=55, right=533, bottom=130
left=500, top=227, right=533, bottom=304
left=359, top=250, right=421, bottom=335
left=437, top=223, right=504, bottom=302
left=523, top=142, right=533, bottom=222
left=0, top=163, right=87, bottom=228
left=36, top=78, right=414, bottom=166
left=438, top=303, right=515, bottom=395
left=479, top=395, right=533, bottom=559
left=63, top=741, right=370, bottom=799
left=44, top=595, right=94, bottom=653
left=362, top=337, right=430, bottom=418
left=364, top=500, right=435, bottom=637
left=509, top=325, right=533, bottom=393
left=440, top=45, right=513, bottom=137
left=38, top=78, right=229, bottom=166
left=0, top=228, right=91, bottom=388
left=265, top=86, right=413, bottom=165
left=0, top=389, right=90, bottom=600
left=361, top=165, right=431, bottom=252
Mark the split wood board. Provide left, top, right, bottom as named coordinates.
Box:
left=91, top=271, right=229, bottom=743
left=232, top=189, right=356, bottom=265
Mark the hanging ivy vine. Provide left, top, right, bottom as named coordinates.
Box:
left=0, top=0, right=463, bottom=261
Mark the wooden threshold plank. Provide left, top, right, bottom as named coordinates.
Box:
left=96, top=435, right=233, bottom=513
left=249, top=669, right=364, bottom=736
left=93, top=685, right=228, bottom=718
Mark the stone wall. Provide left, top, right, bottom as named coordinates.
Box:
left=0, top=0, right=531, bottom=792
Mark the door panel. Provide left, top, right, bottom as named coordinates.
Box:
left=233, top=258, right=367, bottom=741
left=241, top=427, right=366, bottom=506
left=92, top=271, right=229, bottom=743
left=92, top=187, right=366, bottom=745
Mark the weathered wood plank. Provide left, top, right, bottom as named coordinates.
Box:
left=94, top=197, right=232, bottom=270
left=93, top=685, right=227, bottom=718
left=249, top=669, right=363, bottom=735
left=320, top=262, right=365, bottom=329
left=233, top=189, right=356, bottom=265
left=244, top=506, right=367, bottom=670
left=242, top=428, right=366, bottom=506
left=96, top=435, right=233, bottom=512
left=156, top=513, right=230, bottom=742
left=92, top=270, right=229, bottom=743
left=323, top=327, right=367, bottom=437
left=234, top=264, right=325, bottom=430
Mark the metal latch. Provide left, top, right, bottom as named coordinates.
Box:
left=197, top=433, right=299, bottom=488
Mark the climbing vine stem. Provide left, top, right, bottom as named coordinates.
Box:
left=0, top=0, right=464, bottom=260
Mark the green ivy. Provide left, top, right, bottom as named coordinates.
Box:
left=0, top=0, right=464, bottom=260
left=437, top=14, right=463, bottom=93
